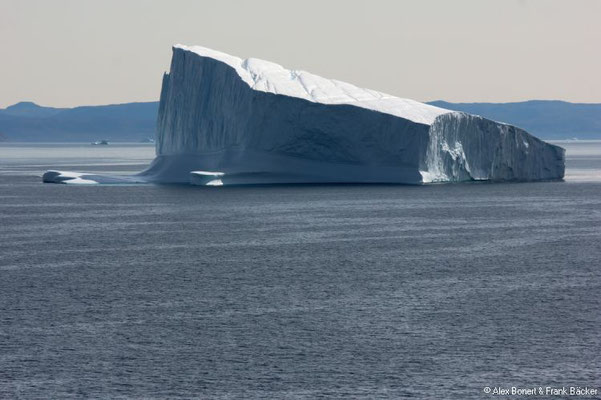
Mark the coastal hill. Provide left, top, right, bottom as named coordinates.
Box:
left=0, top=101, right=158, bottom=142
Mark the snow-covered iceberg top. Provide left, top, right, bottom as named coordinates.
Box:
left=174, top=44, right=451, bottom=125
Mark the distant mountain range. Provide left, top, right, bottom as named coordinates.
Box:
left=0, top=101, right=158, bottom=142
left=0, top=100, right=599, bottom=141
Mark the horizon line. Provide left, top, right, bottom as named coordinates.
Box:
left=3, top=98, right=601, bottom=110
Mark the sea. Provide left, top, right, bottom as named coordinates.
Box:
left=1, top=141, right=600, bottom=399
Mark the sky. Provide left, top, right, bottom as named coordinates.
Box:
left=0, top=0, right=599, bottom=108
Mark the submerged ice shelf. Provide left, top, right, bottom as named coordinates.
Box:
left=44, top=45, right=565, bottom=186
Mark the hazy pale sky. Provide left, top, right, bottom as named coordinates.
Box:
left=1, top=0, right=599, bottom=108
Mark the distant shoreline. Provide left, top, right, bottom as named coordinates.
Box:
left=1, top=100, right=600, bottom=141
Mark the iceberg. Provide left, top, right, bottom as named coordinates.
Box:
left=44, top=45, right=565, bottom=185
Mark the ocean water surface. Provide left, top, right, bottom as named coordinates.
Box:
left=1, top=141, right=600, bottom=399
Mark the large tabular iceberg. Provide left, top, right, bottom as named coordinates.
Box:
left=44, top=45, right=565, bottom=185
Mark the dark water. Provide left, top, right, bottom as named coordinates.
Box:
left=1, top=142, right=600, bottom=399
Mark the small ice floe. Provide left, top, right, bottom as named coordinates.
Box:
left=42, top=170, right=99, bottom=185
left=42, top=170, right=147, bottom=185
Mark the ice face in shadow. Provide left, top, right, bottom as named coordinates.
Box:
left=44, top=45, right=565, bottom=185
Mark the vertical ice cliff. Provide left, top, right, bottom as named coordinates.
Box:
left=421, top=113, right=565, bottom=182
left=43, top=45, right=565, bottom=185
